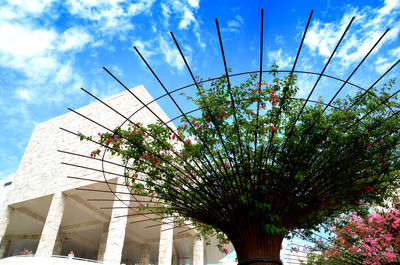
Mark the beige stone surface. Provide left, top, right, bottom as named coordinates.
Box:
left=36, top=192, right=66, bottom=256
left=193, top=236, right=204, bottom=265
left=138, top=244, right=150, bottom=265
left=0, top=206, right=13, bottom=256
left=96, top=223, right=109, bottom=262
left=101, top=177, right=129, bottom=264
left=158, top=218, right=174, bottom=265
left=6, top=86, right=174, bottom=205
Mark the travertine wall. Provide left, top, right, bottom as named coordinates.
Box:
left=6, top=85, right=174, bottom=205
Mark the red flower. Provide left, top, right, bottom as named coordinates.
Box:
left=219, top=113, right=228, bottom=119
left=272, top=100, right=278, bottom=106
left=90, top=152, right=93, bottom=157
left=154, top=159, right=160, bottom=165
left=365, top=186, right=374, bottom=192
left=251, top=88, right=255, bottom=92
left=262, top=105, right=265, bottom=109
left=172, top=134, right=176, bottom=140
left=270, top=125, right=276, bottom=131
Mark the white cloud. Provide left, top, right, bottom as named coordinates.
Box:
left=0, top=23, right=56, bottom=57
left=161, top=0, right=205, bottom=48
left=15, top=89, right=34, bottom=102
left=225, top=15, right=244, bottom=32
left=179, top=7, right=196, bottom=29
left=6, top=0, right=55, bottom=16
left=378, top=0, right=400, bottom=15
left=267, top=48, right=294, bottom=69
left=161, top=2, right=171, bottom=18
left=59, top=27, right=92, bottom=51
left=304, top=2, right=400, bottom=69
left=133, top=40, right=156, bottom=59
left=129, top=0, right=155, bottom=16
left=188, top=0, right=199, bottom=8
left=65, top=0, right=155, bottom=33
left=110, top=65, right=123, bottom=77
left=158, top=36, right=186, bottom=71
left=375, top=46, right=400, bottom=73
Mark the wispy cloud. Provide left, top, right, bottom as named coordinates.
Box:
left=304, top=1, right=400, bottom=70
left=158, top=35, right=187, bottom=71
left=267, top=48, right=294, bottom=69
left=224, top=15, right=244, bottom=32
left=159, top=0, right=205, bottom=49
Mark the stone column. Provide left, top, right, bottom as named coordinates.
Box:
left=53, top=231, right=65, bottom=255
left=0, top=206, right=13, bottom=258
left=193, top=236, right=204, bottom=265
left=96, top=223, right=109, bottom=262
left=172, top=243, right=179, bottom=265
left=0, top=238, right=10, bottom=258
left=101, top=178, right=129, bottom=264
left=36, top=192, right=66, bottom=256
left=158, top=218, right=174, bottom=265
left=139, top=244, right=150, bottom=265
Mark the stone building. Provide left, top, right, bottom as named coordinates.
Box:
left=0, top=86, right=232, bottom=265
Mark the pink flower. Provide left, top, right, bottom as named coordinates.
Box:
left=98, top=133, right=101, bottom=136
left=172, top=134, right=176, bottom=140
left=270, top=125, right=276, bottom=131
left=90, top=152, right=93, bottom=157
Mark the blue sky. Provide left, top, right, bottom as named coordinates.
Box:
left=1, top=0, right=400, bottom=182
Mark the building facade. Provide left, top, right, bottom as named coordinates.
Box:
left=0, top=86, right=232, bottom=265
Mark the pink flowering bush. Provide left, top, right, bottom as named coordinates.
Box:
left=305, top=202, right=400, bottom=264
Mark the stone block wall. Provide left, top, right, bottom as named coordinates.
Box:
left=7, top=85, right=174, bottom=205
